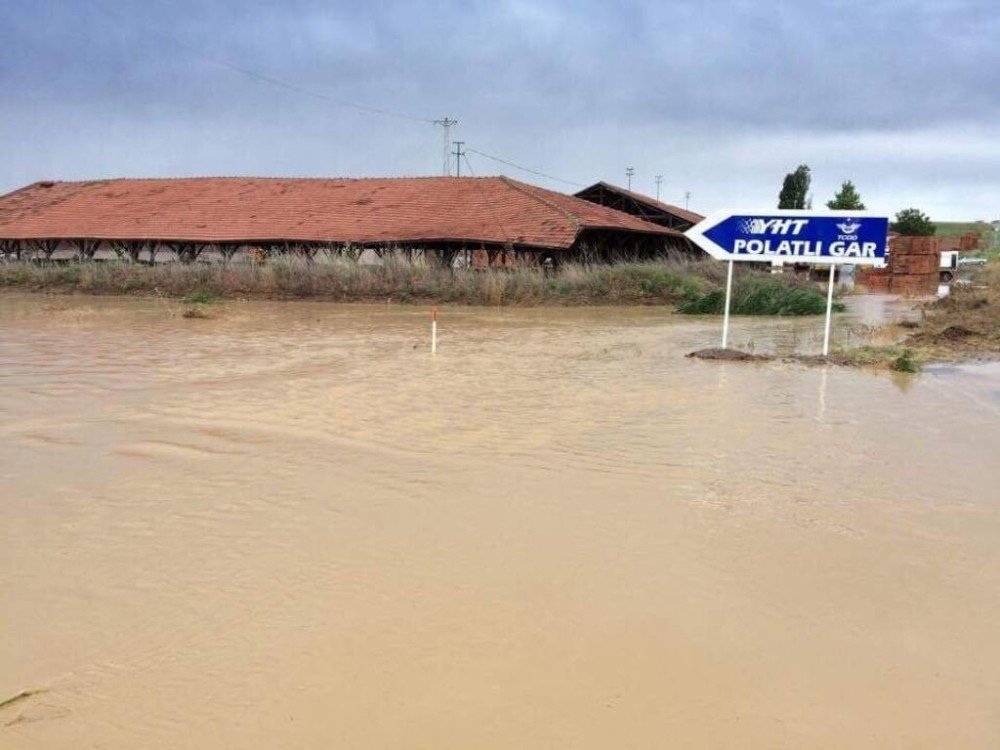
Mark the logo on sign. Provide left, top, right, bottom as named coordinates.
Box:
left=836, top=219, right=862, bottom=235
left=737, top=218, right=810, bottom=236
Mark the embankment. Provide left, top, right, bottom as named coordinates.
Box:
left=0, top=258, right=836, bottom=314
left=691, top=264, right=1000, bottom=371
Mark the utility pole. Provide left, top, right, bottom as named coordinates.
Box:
left=452, top=141, right=466, bottom=177
left=626, top=167, right=635, bottom=190
left=433, top=117, right=458, bottom=176
left=655, top=175, right=663, bottom=200
left=685, top=191, right=691, bottom=210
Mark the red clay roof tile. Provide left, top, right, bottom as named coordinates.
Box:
left=0, top=176, right=681, bottom=250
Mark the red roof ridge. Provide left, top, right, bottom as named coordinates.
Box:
left=0, top=182, right=53, bottom=202
left=498, top=176, right=583, bottom=233
left=465, top=176, right=515, bottom=246
left=19, top=175, right=510, bottom=187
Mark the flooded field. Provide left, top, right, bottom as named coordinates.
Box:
left=2, top=293, right=999, bottom=748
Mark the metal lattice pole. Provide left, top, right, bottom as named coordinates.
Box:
left=434, top=118, right=458, bottom=176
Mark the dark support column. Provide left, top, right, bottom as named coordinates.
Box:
left=78, top=239, right=101, bottom=261
left=174, top=243, right=202, bottom=263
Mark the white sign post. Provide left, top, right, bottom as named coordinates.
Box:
left=822, top=265, right=835, bottom=356
left=685, top=210, right=889, bottom=354
left=721, top=259, right=734, bottom=348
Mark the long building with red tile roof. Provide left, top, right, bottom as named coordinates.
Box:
left=0, top=176, right=687, bottom=263
left=574, top=181, right=704, bottom=231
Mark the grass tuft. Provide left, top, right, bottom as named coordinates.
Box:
left=181, top=290, right=219, bottom=305
left=891, top=349, right=919, bottom=373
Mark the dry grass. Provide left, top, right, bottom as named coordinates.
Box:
left=903, top=263, right=1000, bottom=359
left=829, top=263, right=1000, bottom=370
left=0, top=255, right=834, bottom=313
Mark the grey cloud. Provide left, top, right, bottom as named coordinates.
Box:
left=1, top=0, right=997, bottom=218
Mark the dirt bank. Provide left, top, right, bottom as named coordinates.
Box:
left=0, top=257, right=836, bottom=314
left=691, top=264, right=1000, bottom=372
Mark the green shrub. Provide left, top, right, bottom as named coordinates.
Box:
left=891, top=349, right=919, bottom=373
left=677, top=275, right=844, bottom=316
left=182, top=290, right=218, bottom=305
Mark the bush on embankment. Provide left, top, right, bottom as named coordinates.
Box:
left=677, top=274, right=846, bottom=316
left=0, top=256, right=835, bottom=313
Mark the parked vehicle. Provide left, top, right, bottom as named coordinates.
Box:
left=958, top=256, right=988, bottom=267
left=940, top=251, right=959, bottom=282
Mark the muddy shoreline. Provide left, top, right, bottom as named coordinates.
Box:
left=0, top=258, right=836, bottom=314
left=693, top=265, right=999, bottom=371
left=688, top=344, right=1000, bottom=372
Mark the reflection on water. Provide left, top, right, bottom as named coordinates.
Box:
left=2, top=294, right=999, bottom=748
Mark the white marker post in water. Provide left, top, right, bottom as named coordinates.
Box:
left=685, top=210, right=889, bottom=355
left=431, top=308, right=438, bottom=355
left=721, top=259, right=734, bottom=348
left=822, top=264, right=836, bottom=356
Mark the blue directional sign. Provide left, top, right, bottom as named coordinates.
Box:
left=685, top=210, right=889, bottom=265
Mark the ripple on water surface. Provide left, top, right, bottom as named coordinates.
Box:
left=2, top=294, right=999, bottom=748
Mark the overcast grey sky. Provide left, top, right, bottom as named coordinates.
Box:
left=2, top=0, right=997, bottom=219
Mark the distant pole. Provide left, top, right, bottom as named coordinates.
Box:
left=655, top=175, right=663, bottom=200
left=685, top=191, right=691, bottom=210
left=452, top=141, right=466, bottom=177
left=434, top=118, right=458, bottom=176
left=722, top=259, right=734, bottom=348
left=431, top=308, right=438, bottom=354
left=626, top=167, right=635, bottom=190
left=822, top=264, right=835, bottom=356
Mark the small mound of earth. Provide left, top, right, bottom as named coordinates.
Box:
left=687, top=348, right=774, bottom=362
left=940, top=325, right=978, bottom=340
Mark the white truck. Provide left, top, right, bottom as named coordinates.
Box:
left=940, top=251, right=959, bottom=282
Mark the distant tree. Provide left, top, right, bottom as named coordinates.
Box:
left=778, top=165, right=811, bottom=209
left=826, top=180, right=866, bottom=210
left=892, top=208, right=936, bottom=236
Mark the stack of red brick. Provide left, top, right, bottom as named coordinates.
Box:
left=960, top=232, right=981, bottom=252
left=939, top=232, right=981, bottom=253
left=857, top=236, right=941, bottom=295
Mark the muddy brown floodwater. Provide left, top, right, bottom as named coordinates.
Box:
left=2, top=293, right=999, bottom=748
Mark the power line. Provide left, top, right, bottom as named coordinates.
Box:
left=83, top=1, right=597, bottom=190
left=465, top=148, right=583, bottom=188
left=84, top=1, right=434, bottom=125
